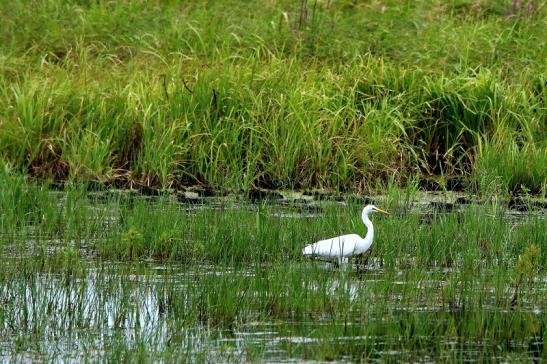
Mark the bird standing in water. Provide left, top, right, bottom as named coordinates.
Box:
left=302, top=205, right=390, bottom=265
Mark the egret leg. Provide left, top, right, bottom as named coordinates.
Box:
left=337, top=257, right=349, bottom=266
left=356, top=250, right=373, bottom=275
left=363, top=247, right=373, bottom=266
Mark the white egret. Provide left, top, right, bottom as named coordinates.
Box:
left=302, top=205, right=390, bottom=264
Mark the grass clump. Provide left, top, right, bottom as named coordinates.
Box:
left=511, top=243, right=541, bottom=307
left=476, top=140, right=546, bottom=195
left=0, top=1, right=545, bottom=194
left=120, top=225, right=145, bottom=260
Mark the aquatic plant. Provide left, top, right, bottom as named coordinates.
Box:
left=0, top=176, right=545, bottom=361
left=511, top=243, right=541, bottom=307
left=120, top=225, right=145, bottom=260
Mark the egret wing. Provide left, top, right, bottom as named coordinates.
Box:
left=304, top=234, right=361, bottom=258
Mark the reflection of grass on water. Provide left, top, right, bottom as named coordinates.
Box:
left=0, top=171, right=545, bottom=361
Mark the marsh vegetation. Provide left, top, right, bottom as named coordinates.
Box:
left=0, top=0, right=545, bottom=361
left=0, top=171, right=545, bottom=361
left=0, top=0, right=545, bottom=194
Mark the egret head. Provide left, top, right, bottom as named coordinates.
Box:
left=364, top=204, right=390, bottom=216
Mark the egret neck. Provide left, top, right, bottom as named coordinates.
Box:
left=357, top=207, right=374, bottom=255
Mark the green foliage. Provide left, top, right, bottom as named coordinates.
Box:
left=516, top=243, right=541, bottom=280
left=511, top=243, right=541, bottom=307
left=0, top=0, right=545, bottom=193
left=43, top=247, right=83, bottom=275
left=476, top=140, right=546, bottom=195
left=120, top=225, right=145, bottom=260
left=0, top=181, right=545, bottom=361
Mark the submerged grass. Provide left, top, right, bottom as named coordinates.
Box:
left=0, top=0, right=545, bottom=194
left=0, top=171, right=545, bottom=361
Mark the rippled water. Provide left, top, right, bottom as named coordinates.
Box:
left=1, top=259, right=544, bottom=362
left=0, top=191, right=545, bottom=362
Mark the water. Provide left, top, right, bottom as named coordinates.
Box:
left=0, top=191, right=545, bottom=362
left=1, top=259, right=544, bottom=362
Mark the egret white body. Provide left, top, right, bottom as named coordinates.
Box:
left=302, top=205, right=390, bottom=264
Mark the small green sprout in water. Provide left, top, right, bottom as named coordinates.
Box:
left=43, top=247, right=83, bottom=277
left=511, top=244, right=541, bottom=308
left=155, top=230, right=176, bottom=261
left=121, top=226, right=145, bottom=260
left=182, top=241, right=206, bottom=263
left=154, top=231, right=206, bottom=262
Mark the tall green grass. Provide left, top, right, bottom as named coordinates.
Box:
left=0, top=172, right=545, bottom=361
left=0, top=0, right=545, bottom=193
left=1, top=168, right=544, bottom=267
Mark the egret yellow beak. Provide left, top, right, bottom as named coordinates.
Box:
left=375, top=207, right=390, bottom=215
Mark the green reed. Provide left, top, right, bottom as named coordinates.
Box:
left=0, top=1, right=545, bottom=194
left=1, top=256, right=545, bottom=361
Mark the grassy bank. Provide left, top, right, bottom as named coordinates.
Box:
left=0, top=0, right=545, bottom=194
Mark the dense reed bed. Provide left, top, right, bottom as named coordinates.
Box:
left=1, top=168, right=545, bottom=266
left=0, top=0, right=545, bottom=194
left=0, top=170, right=545, bottom=361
